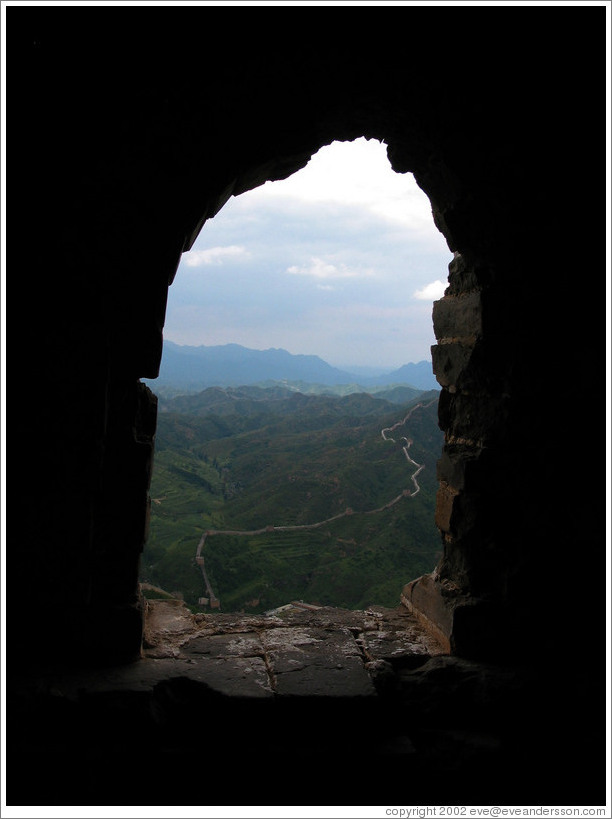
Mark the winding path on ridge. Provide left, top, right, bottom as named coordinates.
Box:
left=195, top=397, right=438, bottom=605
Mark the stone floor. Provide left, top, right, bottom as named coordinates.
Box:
left=7, top=600, right=607, bottom=807
left=139, top=598, right=447, bottom=698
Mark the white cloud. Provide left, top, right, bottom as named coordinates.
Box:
left=249, top=137, right=437, bottom=233
left=413, top=280, right=447, bottom=300
left=164, top=138, right=452, bottom=367
left=183, top=245, right=247, bottom=267
left=287, top=256, right=371, bottom=279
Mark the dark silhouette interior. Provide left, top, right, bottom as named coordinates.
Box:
left=5, top=6, right=607, bottom=808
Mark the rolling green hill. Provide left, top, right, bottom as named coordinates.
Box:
left=141, top=387, right=444, bottom=613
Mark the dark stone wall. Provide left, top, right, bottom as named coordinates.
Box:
left=7, top=7, right=606, bottom=669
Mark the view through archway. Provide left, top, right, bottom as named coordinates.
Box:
left=140, top=138, right=451, bottom=615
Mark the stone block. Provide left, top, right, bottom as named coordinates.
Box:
left=262, top=627, right=376, bottom=697
left=434, top=480, right=482, bottom=542
left=431, top=341, right=474, bottom=389
left=438, top=390, right=511, bottom=446
left=437, top=448, right=467, bottom=489
left=401, top=574, right=453, bottom=651
left=436, top=445, right=485, bottom=492
left=432, top=339, right=502, bottom=394
left=433, top=291, right=483, bottom=341
left=434, top=481, right=459, bottom=533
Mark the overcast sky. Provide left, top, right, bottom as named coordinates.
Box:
left=162, top=137, right=452, bottom=371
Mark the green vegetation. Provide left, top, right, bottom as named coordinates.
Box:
left=141, top=386, right=444, bottom=613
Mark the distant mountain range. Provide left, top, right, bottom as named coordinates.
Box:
left=145, top=341, right=440, bottom=392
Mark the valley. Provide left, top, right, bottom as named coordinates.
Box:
left=141, top=385, right=444, bottom=613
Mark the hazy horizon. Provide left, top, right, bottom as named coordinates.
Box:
left=161, top=337, right=433, bottom=376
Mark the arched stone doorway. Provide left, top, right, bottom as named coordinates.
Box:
left=6, top=6, right=606, bottom=807
left=7, top=8, right=604, bottom=668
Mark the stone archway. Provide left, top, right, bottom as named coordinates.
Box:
left=150, top=124, right=548, bottom=662
left=7, top=8, right=606, bottom=807
left=8, top=9, right=604, bottom=671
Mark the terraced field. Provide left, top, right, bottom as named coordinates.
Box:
left=140, top=386, right=443, bottom=612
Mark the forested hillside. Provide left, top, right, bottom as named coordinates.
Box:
left=141, top=386, right=444, bottom=612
